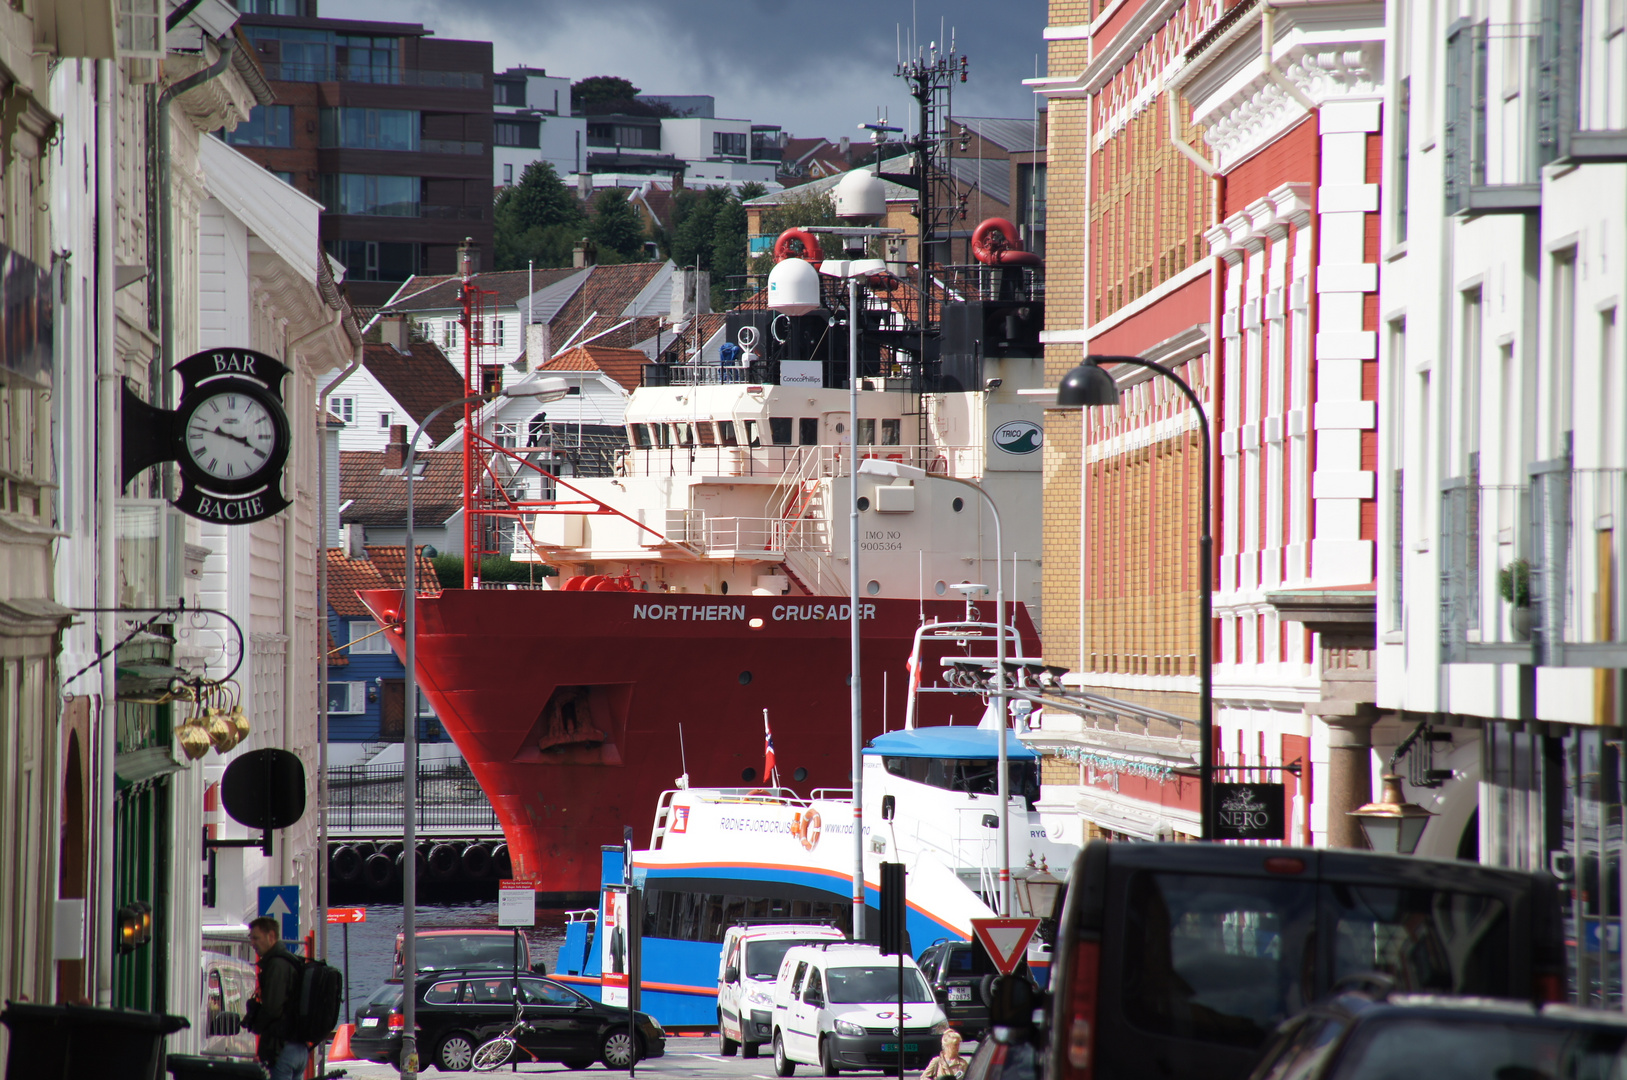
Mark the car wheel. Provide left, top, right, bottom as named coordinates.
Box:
left=721, top=1033, right=739, bottom=1056
left=563, top=1059, right=595, bottom=1070
left=774, top=1031, right=796, bottom=1077
left=436, top=1031, right=477, bottom=1072
left=602, top=1029, right=639, bottom=1069
left=819, top=1035, right=842, bottom=1076
left=743, top=1041, right=761, bottom=1059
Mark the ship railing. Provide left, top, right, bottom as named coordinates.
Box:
left=657, top=363, right=754, bottom=386
left=564, top=909, right=598, bottom=923
left=665, top=511, right=789, bottom=556
left=326, top=758, right=500, bottom=830
left=617, top=443, right=979, bottom=481
left=810, top=788, right=852, bottom=801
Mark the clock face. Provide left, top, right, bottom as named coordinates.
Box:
left=182, top=390, right=280, bottom=483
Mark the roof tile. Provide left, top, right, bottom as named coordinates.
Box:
left=327, top=545, right=441, bottom=619
left=361, top=341, right=467, bottom=446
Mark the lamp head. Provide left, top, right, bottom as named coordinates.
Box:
left=1056, top=359, right=1121, bottom=408
left=856, top=458, right=927, bottom=481
left=503, top=376, right=570, bottom=404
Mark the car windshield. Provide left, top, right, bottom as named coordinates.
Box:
left=747, top=939, right=829, bottom=981
left=365, top=982, right=403, bottom=1008
left=413, top=935, right=522, bottom=972
left=1339, top=1017, right=1627, bottom=1080
left=826, top=966, right=934, bottom=1004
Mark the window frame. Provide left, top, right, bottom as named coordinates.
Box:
left=348, top=620, right=391, bottom=654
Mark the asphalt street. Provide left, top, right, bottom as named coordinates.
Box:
left=325, top=1037, right=933, bottom=1078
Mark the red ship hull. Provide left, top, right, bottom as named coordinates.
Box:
left=358, top=589, right=1039, bottom=898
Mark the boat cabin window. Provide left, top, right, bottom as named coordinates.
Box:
left=799, top=418, right=819, bottom=445
left=629, top=423, right=652, bottom=449
left=653, top=423, right=671, bottom=449
left=718, top=420, right=739, bottom=446
left=697, top=421, right=717, bottom=447
left=643, top=886, right=853, bottom=942
left=743, top=420, right=763, bottom=448
left=881, top=756, right=1042, bottom=809
left=857, top=418, right=875, bottom=445
left=673, top=422, right=695, bottom=447
left=881, top=418, right=901, bottom=445
left=769, top=417, right=793, bottom=445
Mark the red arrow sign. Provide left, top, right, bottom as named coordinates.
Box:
left=970, top=917, right=1040, bottom=975
left=326, top=907, right=367, bottom=924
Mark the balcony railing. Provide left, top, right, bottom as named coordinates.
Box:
left=260, top=62, right=485, bottom=90
left=420, top=138, right=484, bottom=156
left=1443, top=465, right=1627, bottom=667
left=419, top=204, right=486, bottom=220
left=327, top=759, right=499, bottom=831
left=1530, top=464, right=1627, bottom=666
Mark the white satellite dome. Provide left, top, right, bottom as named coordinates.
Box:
left=767, top=258, right=822, bottom=315
left=834, top=168, right=887, bottom=221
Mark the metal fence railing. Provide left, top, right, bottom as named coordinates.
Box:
left=327, top=759, right=500, bottom=831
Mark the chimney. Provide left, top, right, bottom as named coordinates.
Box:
left=379, top=313, right=411, bottom=353
left=573, top=238, right=597, bottom=268
left=341, top=523, right=368, bottom=559
left=578, top=171, right=593, bottom=200
left=838, top=136, right=850, bottom=155
left=384, top=423, right=408, bottom=469
left=669, top=269, right=712, bottom=320
left=525, top=321, right=551, bottom=371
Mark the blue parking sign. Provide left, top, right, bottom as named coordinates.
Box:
left=258, top=885, right=300, bottom=942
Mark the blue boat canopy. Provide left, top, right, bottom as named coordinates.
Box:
left=864, top=726, right=1038, bottom=760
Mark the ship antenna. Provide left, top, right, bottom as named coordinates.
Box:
left=678, top=723, right=688, bottom=777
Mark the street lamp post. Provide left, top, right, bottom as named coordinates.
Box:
left=1056, top=356, right=1214, bottom=840
left=400, top=377, right=567, bottom=1078
left=857, top=458, right=1011, bottom=914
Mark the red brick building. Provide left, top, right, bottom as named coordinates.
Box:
left=1033, top=0, right=1386, bottom=846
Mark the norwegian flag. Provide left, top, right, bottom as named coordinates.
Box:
left=763, top=710, right=779, bottom=786
left=905, top=653, right=922, bottom=696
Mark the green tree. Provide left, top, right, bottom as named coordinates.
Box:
left=709, top=192, right=748, bottom=307
left=571, top=75, right=656, bottom=115
left=494, top=162, right=586, bottom=271
left=588, top=188, right=647, bottom=261
left=737, top=181, right=768, bottom=202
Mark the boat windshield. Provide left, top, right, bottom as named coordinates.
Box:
left=826, top=966, right=934, bottom=1004
left=746, top=938, right=828, bottom=981
left=881, top=756, right=1041, bottom=809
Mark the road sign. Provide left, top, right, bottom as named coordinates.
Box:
left=326, top=907, right=366, bottom=924
left=498, top=880, right=536, bottom=928
left=259, top=885, right=300, bottom=941
left=971, top=917, right=1040, bottom=976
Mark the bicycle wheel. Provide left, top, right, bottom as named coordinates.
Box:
left=471, top=1036, right=517, bottom=1071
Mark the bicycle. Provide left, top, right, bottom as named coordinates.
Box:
left=471, top=1009, right=531, bottom=1072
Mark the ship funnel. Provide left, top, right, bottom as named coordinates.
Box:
left=835, top=168, right=886, bottom=221
left=767, top=258, right=822, bottom=316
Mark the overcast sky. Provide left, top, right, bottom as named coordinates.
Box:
left=320, top=0, right=1049, bottom=140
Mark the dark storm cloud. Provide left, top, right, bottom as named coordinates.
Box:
left=319, top=0, right=1048, bottom=138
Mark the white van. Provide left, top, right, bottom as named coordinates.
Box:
left=770, top=943, right=947, bottom=1076
left=717, top=923, right=846, bottom=1058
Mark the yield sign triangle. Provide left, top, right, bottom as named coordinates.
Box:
left=970, top=917, right=1040, bottom=975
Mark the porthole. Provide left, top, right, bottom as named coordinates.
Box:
left=739, top=671, right=753, bottom=685
left=934, top=580, right=948, bottom=596
left=952, top=497, right=965, bottom=512
left=857, top=496, right=870, bottom=511
left=720, top=581, right=729, bottom=595
left=793, top=767, right=808, bottom=782
left=741, top=767, right=757, bottom=783
left=866, top=580, right=881, bottom=596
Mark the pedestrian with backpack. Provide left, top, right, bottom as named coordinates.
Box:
left=246, top=916, right=310, bottom=1080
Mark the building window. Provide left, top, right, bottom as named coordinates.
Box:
left=325, top=239, right=420, bottom=283
left=319, top=108, right=419, bottom=151
left=417, top=689, right=436, bottom=717
left=333, top=397, right=355, bottom=425
left=224, top=104, right=293, bottom=148
left=379, top=412, right=392, bottom=429
left=272, top=170, right=296, bottom=186
left=318, top=173, right=420, bottom=217
left=503, top=163, right=513, bottom=185
left=496, top=318, right=506, bottom=347
left=348, top=621, right=390, bottom=654
left=244, top=27, right=401, bottom=84
left=443, top=320, right=456, bottom=348
left=494, top=80, right=525, bottom=106
left=1395, top=77, right=1411, bottom=244
left=494, top=120, right=541, bottom=149
left=713, top=131, right=747, bottom=158
left=328, top=681, right=365, bottom=714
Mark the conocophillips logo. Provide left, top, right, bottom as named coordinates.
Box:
left=993, top=420, right=1043, bottom=455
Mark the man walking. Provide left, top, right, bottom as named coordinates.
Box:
left=247, top=916, right=308, bottom=1080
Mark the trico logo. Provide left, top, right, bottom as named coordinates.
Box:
left=992, top=420, right=1043, bottom=455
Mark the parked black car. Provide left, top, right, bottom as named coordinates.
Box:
left=1037, top=842, right=1565, bottom=1080
left=349, top=970, right=665, bottom=1072
left=917, top=939, right=1037, bottom=1042
left=1251, top=978, right=1627, bottom=1080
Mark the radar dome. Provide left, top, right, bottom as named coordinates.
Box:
left=767, top=258, right=822, bottom=315
left=835, top=169, right=887, bottom=221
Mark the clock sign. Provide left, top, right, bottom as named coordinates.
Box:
left=122, top=348, right=293, bottom=525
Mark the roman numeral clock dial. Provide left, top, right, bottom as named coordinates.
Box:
left=184, top=392, right=277, bottom=482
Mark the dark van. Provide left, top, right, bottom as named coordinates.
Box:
left=1043, top=841, right=1565, bottom=1080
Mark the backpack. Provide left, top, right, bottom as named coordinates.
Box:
left=280, top=953, right=344, bottom=1045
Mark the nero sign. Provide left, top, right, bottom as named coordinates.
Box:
left=1212, top=783, right=1286, bottom=841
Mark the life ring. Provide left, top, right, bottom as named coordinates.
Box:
left=773, top=228, right=824, bottom=266
left=970, top=217, right=1044, bottom=267
left=791, top=809, right=822, bottom=852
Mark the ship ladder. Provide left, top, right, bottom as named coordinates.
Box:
left=782, top=479, right=820, bottom=520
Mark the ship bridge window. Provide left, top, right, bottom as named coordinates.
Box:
left=718, top=420, right=739, bottom=446
left=653, top=424, right=671, bottom=449
left=857, top=418, right=875, bottom=445
left=799, top=418, right=819, bottom=445
left=768, top=418, right=793, bottom=445
left=697, top=421, right=717, bottom=447
left=881, top=418, right=901, bottom=445
left=672, top=422, right=695, bottom=447
left=743, top=420, right=762, bottom=448
left=881, top=756, right=1041, bottom=810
